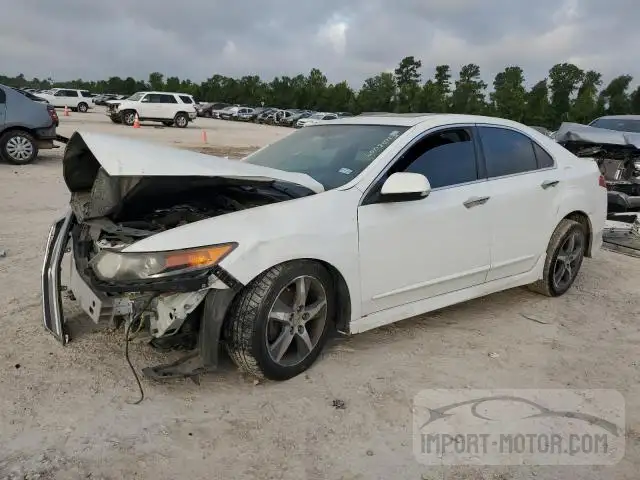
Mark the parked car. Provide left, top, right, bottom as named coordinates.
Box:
left=0, top=84, right=58, bottom=164
left=555, top=117, right=640, bottom=214
left=255, top=107, right=278, bottom=124
left=236, top=107, right=259, bottom=121
left=93, top=94, right=121, bottom=106
left=296, top=112, right=338, bottom=128
left=336, top=112, right=353, bottom=118
left=199, top=103, right=230, bottom=118
left=37, top=88, right=94, bottom=112
left=11, top=87, right=50, bottom=104
left=42, top=114, right=606, bottom=382
left=105, top=91, right=197, bottom=128
left=280, top=110, right=312, bottom=127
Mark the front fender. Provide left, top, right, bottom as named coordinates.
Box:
left=124, top=188, right=364, bottom=322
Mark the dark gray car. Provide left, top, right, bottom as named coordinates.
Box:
left=0, top=84, right=58, bottom=165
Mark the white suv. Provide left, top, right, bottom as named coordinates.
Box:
left=106, top=91, right=197, bottom=128
left=37, top=88, right=94, bottom=113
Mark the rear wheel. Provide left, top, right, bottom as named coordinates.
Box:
left=77, top=102, right=89, bottom=113
left=528, top=219, right=586, bottom=297
left=174, top=113, right=189, bottom=128
left=0, top=130, right=38, bottom=165
left=225, top=261, right=335, bottom=380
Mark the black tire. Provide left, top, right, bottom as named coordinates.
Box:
left=225, top=261, right=336, bottom=380
left=77, top=102, right=88, bottom=113
left=174, top=113, right=189, bottom=128
left=0, top=130, right=38, bottom=165
left=528, top=219, right=586, bottom=297
left=162, top=121, right=174, bottom=127
left=122, top=110, right=136, bottom=126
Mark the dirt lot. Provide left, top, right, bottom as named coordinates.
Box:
left=1, top=109, right=639, bottom=479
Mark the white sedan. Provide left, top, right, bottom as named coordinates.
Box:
left=42, top=114, right=607, bottom=381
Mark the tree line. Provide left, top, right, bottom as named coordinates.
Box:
left=3, top=56, right=640, bottom=129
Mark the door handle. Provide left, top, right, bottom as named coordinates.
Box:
left=541, top=180, right=560, bottom=189
left=463, top=196, right=490, bottom=208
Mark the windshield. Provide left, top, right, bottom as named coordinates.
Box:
left=589, top=118, right=640, bottom=133
left=308, top=113, right=326, bottom=120
left=244, top=124, right=408, bottom=190
left=127, top=92, right=145, bottom=101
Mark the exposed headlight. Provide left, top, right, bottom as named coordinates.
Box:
left=90, top=243, right=237, bottom=282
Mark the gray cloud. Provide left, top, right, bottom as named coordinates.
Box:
left=1, top=0, right=638, bottom=89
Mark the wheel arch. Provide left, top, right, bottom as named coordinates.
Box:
left=224, top=257, right=352, bottom=335
left=561, top=210, right=593, bottom=257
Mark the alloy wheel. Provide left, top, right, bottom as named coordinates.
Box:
left=552, top=231, right=584, bottom=291
left=265, top=275, right=328, bottom=367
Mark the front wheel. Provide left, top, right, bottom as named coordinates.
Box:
left=0, top=130, right=38, bottom=165
left=121, top=110, right=136, bottom=126
left=528, top=219, right=586, bottom=297
left=225, top=261, right=335, bottom=380
left=174, top=113, right=189, bottom=128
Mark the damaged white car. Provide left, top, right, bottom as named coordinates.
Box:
left=42, top=114, right=607, bottom=381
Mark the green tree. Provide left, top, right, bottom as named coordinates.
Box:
left=523, top=80, right=551, bottom=128
left=490, top=66, right=526, bottom=122
left=357, top=72, right=397, bottom=113
left=450, top=64, right=487, bottom=114
left=394, top=56, right=422, bottom=112
left=600, top=75, right=633, bottom=115
left=570, top=70, right=602, bottom=124
left=148, top=72, right=164, bottom=91
left=548, top=63, right=584, bottom=125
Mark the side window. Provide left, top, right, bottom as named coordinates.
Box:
left=80, top=91, right=91, bottom=98
left=66, top=90, right=79, bottom=97
left=54, top=90, right=67, bottom=96
left=532, top=142, right=554, bottom=169
left=145, top=94, right=162, bottom=103
left=159, top=94, right=177, bottom=104
left=0, top=87, right=5, bottom=104
left=391, top=128, right=479, bottom=189
left=179, top=95, right=192, bottom=104
left=479, top=127, right=538, bottom=178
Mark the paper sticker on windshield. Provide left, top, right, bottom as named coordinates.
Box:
left=338, top=167, right=353, bottom=175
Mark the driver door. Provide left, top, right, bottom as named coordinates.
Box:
left=357, top=126, right=492, bottom=315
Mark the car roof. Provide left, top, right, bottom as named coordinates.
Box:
left=142, top=91, right=193, bottom=96
left=330, top=113, right=531, bottom=129
left=593, top=115, right=640, bottom=121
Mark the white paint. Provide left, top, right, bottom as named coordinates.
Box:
left=72, top=113, right=607, bottom=333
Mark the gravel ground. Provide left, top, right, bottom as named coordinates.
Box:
left=0, top=109, right=639, bottom=479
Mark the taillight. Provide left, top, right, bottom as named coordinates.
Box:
left=598, top=175, right=607, bottom=188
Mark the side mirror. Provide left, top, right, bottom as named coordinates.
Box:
left=379, top=172, right=431, bottom=202
left=141, top=97, right=149, bottom=103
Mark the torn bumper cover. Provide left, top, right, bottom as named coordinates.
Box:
left=41, top=210, right=243, bottom=380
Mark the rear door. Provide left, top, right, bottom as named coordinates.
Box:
left=53, top=89, right=78, bottom=108
left=159, top=94, right=179, bottom=118
left=477, top=125, right=561, bottom=281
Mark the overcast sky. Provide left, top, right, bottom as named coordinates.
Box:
left=1, top=0, right=638, bottom=88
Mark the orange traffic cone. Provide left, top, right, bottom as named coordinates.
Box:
left=63, top=106, right=70, bottom=116
left=133, top=113, right=140, bottom=129
left=201, top=130, right=208, bottom=143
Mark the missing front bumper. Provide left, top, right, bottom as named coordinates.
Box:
left=41, top=211, right=243, bottom=380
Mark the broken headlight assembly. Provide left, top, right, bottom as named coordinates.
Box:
left=90, top=243, right=237, bottom=282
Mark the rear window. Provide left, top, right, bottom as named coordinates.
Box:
left=0, top=88, right=5, bottom=104
left=179, top=95, right=193, bottom=104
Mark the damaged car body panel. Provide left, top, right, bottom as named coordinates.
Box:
left=42, top=131, right=361, bottom=378
left=555, top=122, right=640, bottom=213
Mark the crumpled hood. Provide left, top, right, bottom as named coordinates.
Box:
left=62, top=131, right=324, bottom=220
left=555, top=122, right=640, bottom=149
